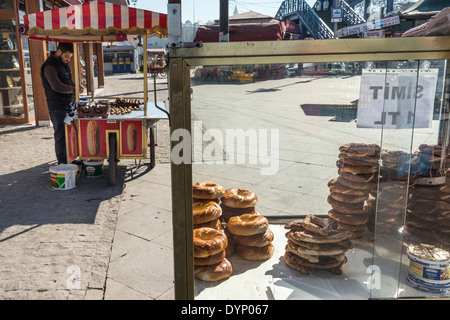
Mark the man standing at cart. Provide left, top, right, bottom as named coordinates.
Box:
left=41, top=42, right=83, bottom=165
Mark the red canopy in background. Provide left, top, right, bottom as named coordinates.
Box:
left=194, top=21, right=285, bottom=42
left=21, top=0, right=167, bottom=42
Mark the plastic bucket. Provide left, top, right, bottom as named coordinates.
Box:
left=84, top=160, right=103, bottom=178
left=49, top=164, right=79, bottom=190
left=407, top=272, right=450, bottom=294
left=407, top=244, right=450, bottom=294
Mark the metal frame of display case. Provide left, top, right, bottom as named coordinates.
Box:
left=168, top=36, right=450, bottom=299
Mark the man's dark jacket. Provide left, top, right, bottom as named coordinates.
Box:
left=40, top=54, right=75, bottom=110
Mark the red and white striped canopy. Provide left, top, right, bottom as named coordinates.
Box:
left=21, top=1, right=167, bottom=42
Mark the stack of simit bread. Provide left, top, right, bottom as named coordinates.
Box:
left=405, top=183, right=440, bottom=241
left=327, top=142, right=380, bottom=238
left=221, top=188, right=275, bottom=261
left=417, top=144, right=450, bottom=175
left=410, top=145, right=450, bottom=248
left=436, top=169, right=450, bottom=247
left=192, top=182, right=233, bottom=282
left=368, top=149, right=416, bottom=234
left=284, top=214, right=353, bottom=275
left=405, top=168, right=450, bottom=248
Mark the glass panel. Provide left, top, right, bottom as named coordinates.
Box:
left=371, top=59, right=449, bottom=299
left=19, top=9, right=33, bottom=118
left=21, top=35, right=32, bottom=116
left=189, top=59, right=449, bottom=300
left=0, top=18, right=23, bottom=119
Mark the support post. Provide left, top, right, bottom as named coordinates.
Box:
left=25, top=0, right=48, bottom=126
left=219, top=0, right=229, bottom=42
left=143, top=35, right=148, bottom=116
left=169, top=57, right=194, bottom=300
left=73, top=44, right=79, bottom=103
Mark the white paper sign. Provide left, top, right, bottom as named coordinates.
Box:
left=356, top=68, right=438, bottom=129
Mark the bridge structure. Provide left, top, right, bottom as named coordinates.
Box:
left=275, top=0, right=375, bottom=39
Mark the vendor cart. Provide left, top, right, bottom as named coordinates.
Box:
left=21, top=1, right=169, bottom=185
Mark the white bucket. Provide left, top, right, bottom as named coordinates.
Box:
left=407, top=244, right=450, bottom=294
left=49, top=164, right=79, bottom=190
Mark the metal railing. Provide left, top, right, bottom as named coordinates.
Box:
left=337, top=0, right=365, bottom=26
left=275, top=0, right=365, bottom=39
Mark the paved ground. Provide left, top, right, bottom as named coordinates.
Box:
left=0, top=73, right=172, bottom=299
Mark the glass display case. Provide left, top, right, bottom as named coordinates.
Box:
left=168, top=36, right=450, bottom=300
left=0, top=18, right=23, bottom=118
left=0, top=2, right=31, bottom=123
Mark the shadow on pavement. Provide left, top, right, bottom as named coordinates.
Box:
left=0, top=162, right=126, bottom=239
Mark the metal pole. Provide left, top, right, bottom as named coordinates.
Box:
left=168, top=0, right=182, bottom=48
left=219, top=0, right=229, bottom=42
left=333, top=0, right=337, bottom=38
left=73, top=43, right=79, bottom=103
left=143, top=35, right=148, bottom=116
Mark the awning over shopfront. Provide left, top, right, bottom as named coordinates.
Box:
left=195, top=22, right=284, bottom=42
left=194, top=11, right=285, bottom=42
left=402, top=6, right=450, bottom=37
left=401, top=0, right=448, bottom=20
left=20, top=0, right=168, bottom=42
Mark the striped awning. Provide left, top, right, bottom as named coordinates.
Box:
left=21, top=1, right=167, bottom=42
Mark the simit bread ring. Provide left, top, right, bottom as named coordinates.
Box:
left=285, top=231, right=354, bottom=250
left=301, top=214, right=336, bottom=236
left=436, top=201, right=450, bottom=211
left=192, top=181, right=225, bottom=199
left=327, top=209, right=368, bottom=226
left=330, top=192, right=369, bottom=204
left=227, top=212, right=269, bottom=236
left=194, top=218, right=222, bottom=230
left=194, top=250, right=226, bottom=266
left=284, top=252, right=313, bottom=275
left=284, top=251, right=347, bottom=270
left=336, top=175, right=377, bottom=190
left=440, top=185, right=450, bottom=194
left=339, top=142, right=381, bottom=157
left=285, top=243, right=347, bottom=265
left=338, top=153, right=379, bottom=166
left=437, top=217, right=450, bottom=227
left=193, top=200, right=222, bottom=224
left=327, top=194, right=368, bottom=215
left=338, top=169, right=378, bottom=183
left=328, top=178, right=372, bottom=196
left=380, top=149, right=413, bottom=167
left=406, top=214, right=435, bottom=229
left=333, top=221, right=367, bottom=232
left=286, top=240, right=347, bottom=257
left=286, top=228, right=351, bottom=243
left=193, top=227, right=228, bottom=258
left=419, top=144, right=449, bottom=156
left=235, top=243, right=274, bottom=261
left=194, top=258, right=232, bottom=281
left=220, top=203, right=256, bottom=222
left=336, top=160, right=379, bottom=174
left=231, top=228, right=274, bottom=247
left=221, top=188, right=258, bottom=208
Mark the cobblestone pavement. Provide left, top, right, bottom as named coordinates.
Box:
left=0, top=73, right=170, bottom=299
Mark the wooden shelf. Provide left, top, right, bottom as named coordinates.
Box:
left=0, top=68, right=20, bottom=72
left=0, top=49, right=18, bottom=53
left=1, top=104, right=25, bottom=109
left=0, top=86, right=21, bottom=90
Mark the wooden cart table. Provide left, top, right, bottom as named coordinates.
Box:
left=65, top=101, right=168, bottom=185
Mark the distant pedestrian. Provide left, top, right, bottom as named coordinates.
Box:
left=41, top=42, right=83, bottom=164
